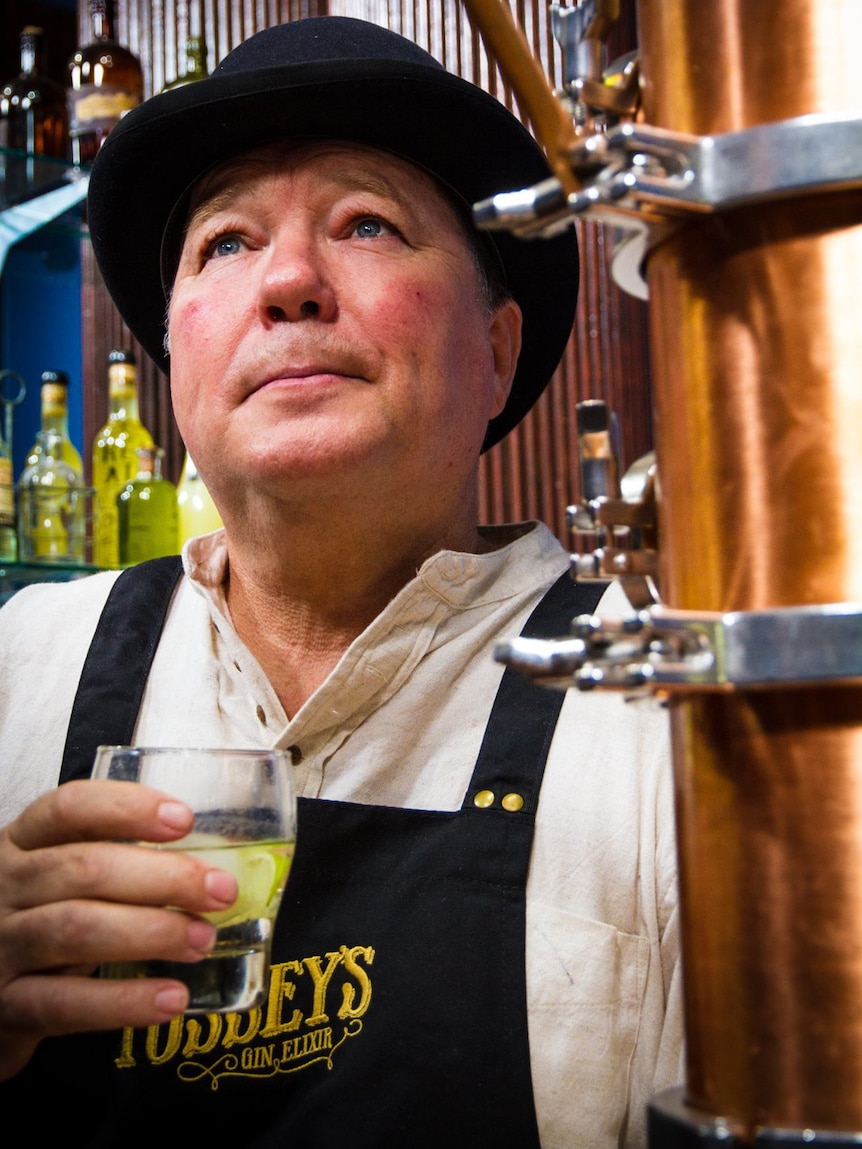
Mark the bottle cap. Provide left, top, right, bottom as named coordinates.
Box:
left=108, top=349, right=136, bottom=364
left=41, top=369, right=69, bottom=387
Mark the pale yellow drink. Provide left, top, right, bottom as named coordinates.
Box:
left=103, top=835, right=294, bottom=1013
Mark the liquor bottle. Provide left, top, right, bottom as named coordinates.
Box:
left=66, top=0, right=143, bottom=167
left=0, top=421, right=16, bottom=562
left=92, top=349, right=154, bottom=568
left=17, top=430, right=85, bottom=564
left=176, top=451, right=222, bottom=546
left=161, top=2, right=210, bottom=93
left=0, top=26, right=69, bottom=201
left=118, top=447, right=178, bottom=566
left=25, top=370, right=84, bottom=479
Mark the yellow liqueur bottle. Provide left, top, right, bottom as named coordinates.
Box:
left=92, top=349, right=153, bottom=568
left=17, top=429, right=86, bottom=564
left=0, top=421, right=16, bottom=562
left=25, top=370, right=84, bottom=479
left=176, top=451, right=222, bottom=546
left=118, top=447, right=178, bottom=566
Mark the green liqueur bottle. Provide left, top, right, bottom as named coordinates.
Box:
left=161, top=1, right=210, bottom=93
left=118, top=446, right=178, bottom=566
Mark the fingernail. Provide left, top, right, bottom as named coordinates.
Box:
left=205, top=868, right=238, bottom=905
left=188, top=918, right=217, bottom=953
left=158, top=801, right=193, bottom=831
left=154, top=986, right=189, bottom=1016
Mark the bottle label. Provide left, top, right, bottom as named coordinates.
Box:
left=68, top=85, right=139, bottom=135
left=42, top=384, right=68, bottom=417
left=108, top=364, right=137, bottom=397
left=0, top=458, right=13, bottom=527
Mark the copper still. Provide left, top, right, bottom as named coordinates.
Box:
left=643, top=1, right=862, bottom=1134
left=466, top=0, right=862, bottom=1140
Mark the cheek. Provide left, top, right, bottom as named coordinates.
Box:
left=168, top=300, right=225, bottom=436
left=169, top=295, right=237, bottom=389
left=170, top=297, right=226, bottom=361
left=380, top=279, right=489, bottom=371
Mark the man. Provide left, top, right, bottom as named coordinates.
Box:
left=0, top=17, right=682, bottom=1147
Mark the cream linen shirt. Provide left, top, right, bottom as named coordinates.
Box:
left=0, top=521, right=683, bottom=1147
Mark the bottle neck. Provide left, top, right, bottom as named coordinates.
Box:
left=90, top=1, right=114, bottom=44
left=184, top=36, right=209, bottom=79
left=108, top=366, right=140, bottom=420
left=20, top=28, right=44, bottom=76
left=180, top=452, right=200, bottom=482
left=134, top=447, right=157, bottom=480
left=42, top=405, right=71, bottom=439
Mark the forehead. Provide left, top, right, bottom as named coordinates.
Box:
left=185, top=139, right=465, bottom=224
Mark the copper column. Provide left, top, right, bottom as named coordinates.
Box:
left=636, top=0, right=862, bottom=1132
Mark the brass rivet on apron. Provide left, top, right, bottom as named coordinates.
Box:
left=473, top=789, right=495, bottom=808
left=502, top=793, right=525, bottom=813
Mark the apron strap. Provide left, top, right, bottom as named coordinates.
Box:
left=463, top=571, right=607, bottom=814
left=59, top=556, right=184, bottom=785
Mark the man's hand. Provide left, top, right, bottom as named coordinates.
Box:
left=0, top=779, right=238, bottom=1081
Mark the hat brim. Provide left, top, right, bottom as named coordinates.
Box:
left=88, top=55, right=579, bottom=451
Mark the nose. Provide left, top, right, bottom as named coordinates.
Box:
left=258, top=233, right=335, bottom=324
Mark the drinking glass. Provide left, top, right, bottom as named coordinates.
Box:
left=92, top=745, right=296, bottom=1014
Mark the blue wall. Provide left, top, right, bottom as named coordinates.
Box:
left=0, top=217, right=83, bottom=479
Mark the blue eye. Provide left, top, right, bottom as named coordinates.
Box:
left=353, top=218, right=387, bottom=239
left=211, top=234, right=243, bottom=258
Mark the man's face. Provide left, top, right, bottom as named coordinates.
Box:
left=168, top=140, right=521, bottom=518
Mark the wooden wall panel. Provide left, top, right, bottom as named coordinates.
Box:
left=79, top=0, right=653, bottom=545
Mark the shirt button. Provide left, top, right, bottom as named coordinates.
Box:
left=287, top=745, right=303, bottom=765
left=255, top=704, right=267, bottom=725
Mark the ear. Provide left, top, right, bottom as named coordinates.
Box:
left=487, top=298, right=523, bottom=419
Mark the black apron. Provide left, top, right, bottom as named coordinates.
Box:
left=7, top=557, right=605, bottom=1147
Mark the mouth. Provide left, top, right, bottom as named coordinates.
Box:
left=250, top=361, right=369, bottom=395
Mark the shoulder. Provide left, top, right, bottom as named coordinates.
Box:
left=0, top=570, right=124, bottom=651
left=0, top=566, right=197, bottom=821
left=0, top=572, right=123, bottom=819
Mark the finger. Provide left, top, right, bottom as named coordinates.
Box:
left=9, top=779, right=194, bottom=850
left=0, top=838, right=237, bottom=914
left=1, top=901, right=217, bottom=977
left=0, top=973, right=190, bottom=1081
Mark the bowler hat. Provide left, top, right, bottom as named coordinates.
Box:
left=87, top=16, right=579, bottom=450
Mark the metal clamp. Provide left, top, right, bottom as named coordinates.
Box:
left=495, top=601, right=862, bottom=693
left=473, top=113, right=862, bottom=297
left=477, top=113, right=862, bottom=230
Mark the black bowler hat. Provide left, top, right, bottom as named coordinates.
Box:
left=87, top=16, right=579, bottom=450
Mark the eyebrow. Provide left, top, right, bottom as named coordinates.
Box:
left=184, top=163, right=419, bottom=244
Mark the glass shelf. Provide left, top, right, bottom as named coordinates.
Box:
left=0, top=559, right=102, bottom=606
left=0, top=148, right=90, bottom=274
left=0, top=147, right=88, bottom=211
